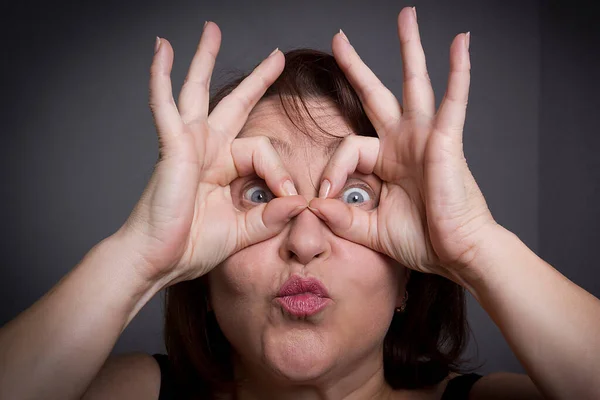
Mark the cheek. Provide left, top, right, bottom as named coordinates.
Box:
left=338, top=242, right=402, bottom=300
left=208, top=241, right=277, bottom=306
left=329, top=243, right=404, bottom=337
left=207, top=240, right=280, bottom=346
left=205, top=235, right=406, bottom=373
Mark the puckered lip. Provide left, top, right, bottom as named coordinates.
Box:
left=276, top=275, right=330, bottom=298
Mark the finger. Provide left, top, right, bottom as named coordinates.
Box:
left=318, top=135, right=379, bottom=199
left=231, top=136, right=298, bottom=197
left=208, top=48, right=284, bottom=137
left=308, top=198, right=379, bottom=251
left=331, top=30, right=402, bottom=136
left=148, top=37, right=186, bottom=145
left=397, top=7, right=435, bottom=117
left=178, top=21, right=222, bottom=124
left=237, top=196, right=308, bottom=249
left=433, top=32, right=471, bottom=153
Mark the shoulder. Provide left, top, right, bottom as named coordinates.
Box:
left=82, top=352, right=161, bottom=400
left=392, top=372, right=479, bottom=399
left=401, top=372, right=544, bottom=400
left=467, top=372, right=544, bottom=400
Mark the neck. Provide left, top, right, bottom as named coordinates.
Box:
left=230, top=347, right=396, bottom=400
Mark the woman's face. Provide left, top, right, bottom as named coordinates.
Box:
left=208, top=97, right=408, bottom=384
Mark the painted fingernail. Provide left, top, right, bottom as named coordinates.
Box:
left=412, top=6, right=417, bottom=21
left=319, top=180, right=331, bottom=199
left=283, top=180, right=298, bottom=196
left=465, top=32, right=470, bottom=51
left=339, top=29, right=349, bottom=43
left=269, top=47, right=279, bottom=57
left=154, top=36, right=161, bottom=54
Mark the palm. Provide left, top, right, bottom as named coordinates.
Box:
left=183, top=182, right=240, bottom=277
left=125, top=23, right=306, bottom=284
left=167, top=111, right=300, bottom=282
left=177, top=128, right=245, bottom=277
left=373, top=117, right=440, bottom=274
left=311, top=8, right=496, bottom=277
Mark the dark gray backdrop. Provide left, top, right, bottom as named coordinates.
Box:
left=1, top=0, right=598, bottom=376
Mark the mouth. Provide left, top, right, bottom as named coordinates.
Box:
left=275, top=275, right=331, bottom=317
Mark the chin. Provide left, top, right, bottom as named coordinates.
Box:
left=261, top=328, right=337, bottom=382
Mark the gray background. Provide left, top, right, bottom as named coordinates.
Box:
left=1, top=0, right=598, bottom=376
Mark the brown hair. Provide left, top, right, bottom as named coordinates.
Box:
left=162, top=49, right=476, bottom=399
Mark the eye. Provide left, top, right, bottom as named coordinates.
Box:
left=243, top=184, right=275, bottom=204
left=340, top=186, right=371, bottom=205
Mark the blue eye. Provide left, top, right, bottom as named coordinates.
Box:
left=341, top=187, right=371, bottom=205
left=244, top=185, right=274, bottom=204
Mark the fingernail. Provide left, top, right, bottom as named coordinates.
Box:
left=308, top=207, right=328, bottom=223
left=154, top=36, right=161, bottom=54
left=282, top=180, right=297, bottom=196
left=269, top=47, right=279, bottom=57
left=204, top=20, right=208, bottom=29
left=319, top=180, right=331, bottom=199
left=412, top=6, right=417, bottom=21
left=339, top=29, right=349, bottom=43
left=465, top=31, right=470, bottom=51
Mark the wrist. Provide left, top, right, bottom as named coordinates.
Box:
left=445, top=223, right=523, bottom=294
left=92, top=232, right=170, bottom=326
left=107, top=227, right=176, bottom=287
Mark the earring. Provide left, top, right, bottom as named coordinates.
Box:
left=395, top=290, right=408, bottom=312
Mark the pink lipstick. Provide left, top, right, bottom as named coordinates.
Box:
left=276, top=275, right=331, bottom=317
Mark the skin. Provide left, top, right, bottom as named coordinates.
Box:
left=112, top=4, right=600, bottom=399
left=129, top=5, right=600, bottom=397
left=208, top=98, right=409, bottom=400
left=202, top=7, right=485, bottom=397
left=2, top=5, right=598, bottom=400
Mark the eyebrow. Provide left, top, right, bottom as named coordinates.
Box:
left=247, top=135, right=341, bottom=159
left=266, top=137, right=294, bottom=158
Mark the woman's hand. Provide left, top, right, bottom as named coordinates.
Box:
left=309, top=7, right=498, bottom=280
left=117, top=22, right=306, bottom=286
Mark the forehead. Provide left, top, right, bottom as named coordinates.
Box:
left=237, top=97, right=355, bottom=159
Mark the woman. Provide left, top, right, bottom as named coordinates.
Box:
left=1, top=6, right=598, bottom=400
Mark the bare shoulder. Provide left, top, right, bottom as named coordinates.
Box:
left=469, top=372, right=544, bottom=400
left=82, top=352, right=161, bottom=400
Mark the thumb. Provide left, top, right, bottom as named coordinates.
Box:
left=308, top=198, right=379, bottom=251
left=236, top=195, right=308, bottom=249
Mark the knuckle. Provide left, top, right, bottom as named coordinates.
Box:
left=337, top=135, right=355, bottom=152
left=148, top=68, right=166, bottom=80
left=339, top=55, right=355, bottom=74
left=183, top=76, right=210, bottom=92
left=257, top=135, right=271, bottom=148
left=254, top=71, right=268, bottom=90
left=147, top=101, right=161, bottom=114
left=344, top=134, right=360, bottom=146
left=147, top=98, right=175, bottom=113
left=235, top=92, right=253, bottom=111
left=403, top=71, right=430, bottom=86
left=206, top=49, right=218, bottom=65
left=360, top=83, right=379, bottom=102
left=445, top=94, right=468, bottom=107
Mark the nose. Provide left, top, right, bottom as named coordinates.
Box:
left=281, top=208, right=330, bottom=265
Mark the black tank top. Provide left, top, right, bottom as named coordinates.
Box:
left=152, top=353, right=483, bottom=399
